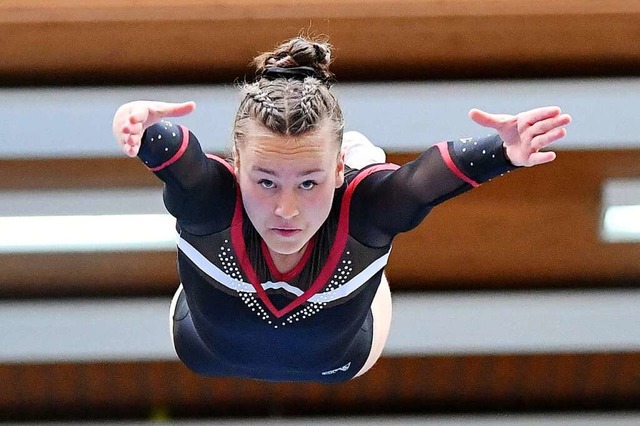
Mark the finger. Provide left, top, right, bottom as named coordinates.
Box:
left=122, top=133, right=137, bottom=147
left=124, top=144, right=139, bottom=157
left=153, top=101, right=196, bottom=118
left=121, top=121, right=143, bottom=136
left=531, top=127, right=568, bottom=151
left=526, top=114, right=572, bottom=148
left=528, top=113, right=572, bottom=136
left=526, top=151, right=557, bottom=167
left=122, top=134, right=141, bottom=157
left=519, top=106, right=562, bottom=126
left=129, top=107, right=149, bottom=124
left=468, top=108, right=513, bottom=129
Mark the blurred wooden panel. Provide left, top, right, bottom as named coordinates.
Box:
left=1, top=353, right=639, bottom=421
left=387, top=149, right=640, bottom=289
left=0, top=252, right=177, bottom=298
left=0, top=158, right=160, bottom=190
left=1, top=1, right=640, bottom=84
left=1, top=149, right=640, bottom=296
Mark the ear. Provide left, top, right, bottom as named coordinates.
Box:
left=335, top=149, right=345, bottom=188
left=233, top=146, right=240, bottom=176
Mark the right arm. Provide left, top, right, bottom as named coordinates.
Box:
left=112, top=101, right=236, bottom=235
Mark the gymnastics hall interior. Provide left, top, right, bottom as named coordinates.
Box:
left=1, top=1, right=639, bottom=425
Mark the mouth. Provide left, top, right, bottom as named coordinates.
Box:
left=271, top=228, right=302, bottom=237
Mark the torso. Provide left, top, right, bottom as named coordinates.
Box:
left=175, top=165, right=396, bottom=382
left=141, top=122, right=520, bottom=382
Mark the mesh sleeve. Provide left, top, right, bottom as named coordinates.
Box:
left=138, top=122, right=236, bottom=235
left=445, top=134, right=520, bottom=184
left=349, top=134, right=519, bottom=247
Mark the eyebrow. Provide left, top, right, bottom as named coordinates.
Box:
left=252, top=166, right=326, bottom=177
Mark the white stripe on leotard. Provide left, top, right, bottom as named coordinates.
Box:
left=177, top=237, right=390, bottom=304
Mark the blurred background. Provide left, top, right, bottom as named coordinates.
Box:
left=1, top=0, right=640, bottom=424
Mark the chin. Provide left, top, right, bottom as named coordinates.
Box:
left=270, top=243, right=306, bottom=256
left=264, top=238, right=308, bottom=256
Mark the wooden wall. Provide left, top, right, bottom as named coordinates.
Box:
left=1, top=0, right=639, bottom=421
left=1, top=0, right=640, bottom=85
left=2, top=354, right=640, bottom=422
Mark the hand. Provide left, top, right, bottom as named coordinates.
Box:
left=112, top=100, right=196, bottom=157
left=469, top=106, right=571, bottom=167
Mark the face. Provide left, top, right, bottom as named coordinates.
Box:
left=235, top=123, right=345, bottom=258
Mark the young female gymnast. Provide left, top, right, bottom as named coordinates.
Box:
left=112, top=37, right=571, bottom=383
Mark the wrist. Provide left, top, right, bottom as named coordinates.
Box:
left=502, top=144, right=518, bottom=166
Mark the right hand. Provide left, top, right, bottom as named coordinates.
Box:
left=112, top=100, right=196, bottom=157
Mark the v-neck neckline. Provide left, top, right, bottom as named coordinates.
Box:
left=260, top=236, right=316, bottom=283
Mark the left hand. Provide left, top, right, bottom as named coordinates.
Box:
left=112, top=100, right=196, bottom=157
left=469, top=106, right=572, bottom=167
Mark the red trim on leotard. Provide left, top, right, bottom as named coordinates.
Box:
left=205, top=153, right=234, bottom=174
left=435, top=142, right=479, bottom=188
left=148, top=125, right=190, bottom=172
left=231, top=163, right=400, bottom=319
left=230, top=190, right=284, bottom=317
left=261, top=236, right=316, bottom=283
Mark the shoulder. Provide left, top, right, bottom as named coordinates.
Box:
left=344, top=163, right=401, bottom=189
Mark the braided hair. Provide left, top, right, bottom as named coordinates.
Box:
left=233, top=37, right=344, bottom=151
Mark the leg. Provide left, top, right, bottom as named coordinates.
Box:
left=169, top=285, right=228, bottom=376
left=342, top=131, right=386, bottom=170
left=169, top=284, right=186, bottom=350
left=354, top=274, right=392, bottom=377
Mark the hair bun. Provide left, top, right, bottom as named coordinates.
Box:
left=312, top=43, right=330, bottom=65
left=253, top=37, right=334, bottom=83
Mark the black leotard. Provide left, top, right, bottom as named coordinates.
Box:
left=138, top=122, right=518, bottom=383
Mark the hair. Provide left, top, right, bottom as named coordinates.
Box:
left=232, top=37, right=344, bottom=154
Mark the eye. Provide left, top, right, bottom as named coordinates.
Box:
left=258, top=179, right=275, bottom=189
left=300, top=180, right=317, bottom=190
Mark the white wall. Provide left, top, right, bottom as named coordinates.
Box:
left=1, top=78, right=638, bottom=159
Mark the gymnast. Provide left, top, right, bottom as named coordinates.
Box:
left=112, top=36, right=571, bottom=383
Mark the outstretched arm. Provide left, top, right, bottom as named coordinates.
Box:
left=112, top=100, right=236, bottom=234
left=349, top=106, right=572, bottom=248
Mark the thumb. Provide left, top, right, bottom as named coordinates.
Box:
left=154, top=101, right=197, bottom=119
left=526, top=151, right=557, bottom=167
left=468, top=108, right=511, bottom=130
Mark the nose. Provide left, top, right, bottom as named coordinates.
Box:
left=275, top=190, right=299, bottom=220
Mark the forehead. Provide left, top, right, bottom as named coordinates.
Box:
left=238, top=124, right=338, bottom=165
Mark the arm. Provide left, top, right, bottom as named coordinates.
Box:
left=112, top=101, right=236, bottom=234
left=350, top=106, right=571, bottom=247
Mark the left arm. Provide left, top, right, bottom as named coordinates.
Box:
left=349, top=106, right=571, bottom=248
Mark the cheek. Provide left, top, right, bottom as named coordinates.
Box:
left=238, top=179, right=267, bottom=217
left=305, top=186, right=335, bottom=217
